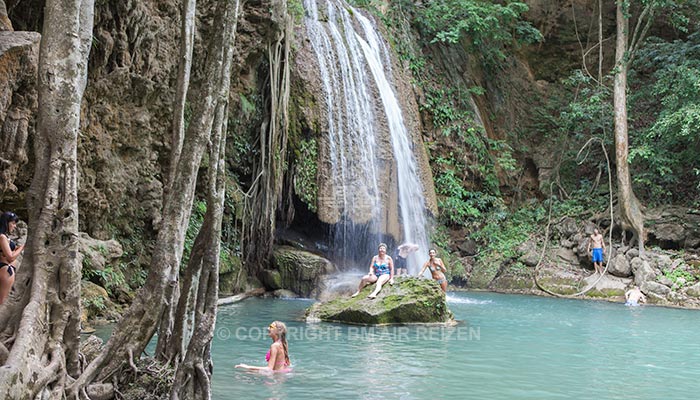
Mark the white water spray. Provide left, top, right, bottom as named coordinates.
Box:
left=303, top=0, right=430, bottom=272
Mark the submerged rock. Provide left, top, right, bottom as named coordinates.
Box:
left=306, top=277, right=453, bottom=325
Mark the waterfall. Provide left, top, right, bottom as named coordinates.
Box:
left=303, top=0, right=430, bottom=272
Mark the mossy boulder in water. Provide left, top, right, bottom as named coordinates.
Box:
left=271, top=246, right=335, bottom=297
left=306, top=277, right=453, bottom=325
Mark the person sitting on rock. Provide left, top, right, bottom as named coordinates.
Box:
left=417, top=248, right=448, bottom=292
left=625, top=286, right=646, bottom=306
left=352, top=243, right=394, bottom=299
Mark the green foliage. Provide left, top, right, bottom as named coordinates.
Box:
left=663, top=266, right=697, bottom=286
left=414, top=0, right=542, bottom=65
left=183, top=199, right=241, bottom=275
left=473, top=200, right=545, bottom=261
left=433, top=156, right=500, bottom=227
left=83, top=258, right=127, bottom=296
left=83, top=266, right=126, bottom=295
left=629, top=33, right=700, bottom=203
left=421, top=86, right=515, bottom=197
left=287, top=0, right=305, bottom=23
left=228, top=93, right=263, bottom=180
left=293, top=139, right=318, bottom=212
left=82, top=296, right=106, bottom=311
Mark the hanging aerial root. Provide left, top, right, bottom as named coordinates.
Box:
left=534, top=138, right=614, bottom=298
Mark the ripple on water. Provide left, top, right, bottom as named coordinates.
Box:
left=445, top=294, right=493, bottom=305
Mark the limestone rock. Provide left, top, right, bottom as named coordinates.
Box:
left=554, top=246, right=578, bottom=265
left=608, top=254, right=632, bottom=277
left=641, top=281, right=671, bottom=297
left=626, top=248, right=639, bottom=260
left=658, top=276, right=674, bottom=287
left=685, top=283, right=700, bottom=298
left=575, top=235, right=590, bottom=264
left=79, top=232, right=123, bottom=272
left=517, top=240, right=539, bottom=267
left=652, top=223, right=685, bottom=245
left=306, top=277, right=453, bottom=325
left=0, top=31, right=39, bottom=198
left=272, top=246, right=335, bottom=297
left=555, top=217, right=579, bottom=239
left=81, top=281, right=122, bottom=322
left=271, top=289, right=299, bottom=299
left=260, top=269, right=283, bottom=290
left=653, top=253, right=673, bottom=270
left=458, top=239, right=478, bottom=256
left=631, top=257, right=656, bottom=286
left=645, top=206, right=700, bottom=249
left=580, top=273, right=630, bottom=297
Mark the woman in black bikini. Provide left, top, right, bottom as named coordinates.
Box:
left=0, top=211, right=24, bottom=304
left=417, top=248, right=448, bottom=292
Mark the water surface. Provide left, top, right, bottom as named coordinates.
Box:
left=213, top=292, right=700, bottom=399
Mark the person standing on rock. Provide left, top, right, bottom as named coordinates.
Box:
left=417, top=248, right=448, bottom=292
left=0, top=211, right=25, bottom=304
left=393, top=242, right=419, bottom=276
left=587, top=228, right=606, bottom=275
left=351, top=243, right=394, bottom=299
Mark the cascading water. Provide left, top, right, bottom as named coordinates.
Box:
left=303, top=0, right=430, bottom=272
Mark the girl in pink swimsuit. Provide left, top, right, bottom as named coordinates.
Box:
left=235, top=321, right=291, bottom=372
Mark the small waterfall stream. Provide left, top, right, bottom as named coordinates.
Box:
left=303, top=0, right=430, bottom=272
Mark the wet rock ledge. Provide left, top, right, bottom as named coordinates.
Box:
left=306, top=277, right=454, bottom=325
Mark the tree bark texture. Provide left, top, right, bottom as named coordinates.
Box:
left=613, top=0, right=645, bottom=252
left=169, top=4, right=237, bottom=396
left=0, top=0, right=94, bottom=398
left=72, top=0, right=241, bottom=392
left=170, top=94, right=230, bottom=400
left=157, top=0, right=239, bottom=371
left=166, top=0, right=196, bottom=192
left=156, top=0, right=197, bottom=363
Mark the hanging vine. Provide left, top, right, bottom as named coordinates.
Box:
left=242, top=1, right=292, bottom=275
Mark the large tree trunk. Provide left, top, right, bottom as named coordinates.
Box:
left=155, top=0, right=198, bottom=364
left=0, top=0, right=94, bottom=397
left=71, top=0, right=240, bottom=392
left=160, top=0, right=239, bottom=370
left=170, top=86, right=232, bottom=400
left=613, top=1, right=645, bottom=253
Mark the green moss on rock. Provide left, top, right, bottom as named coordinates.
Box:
left=272, top=246, right=334, bottom=297
left=306, top=277, right=454, bottom=325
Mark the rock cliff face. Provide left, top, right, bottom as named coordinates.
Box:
left=0, top=30, right=39, bottom=207
left=0, top=0, right=285, bottom=295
